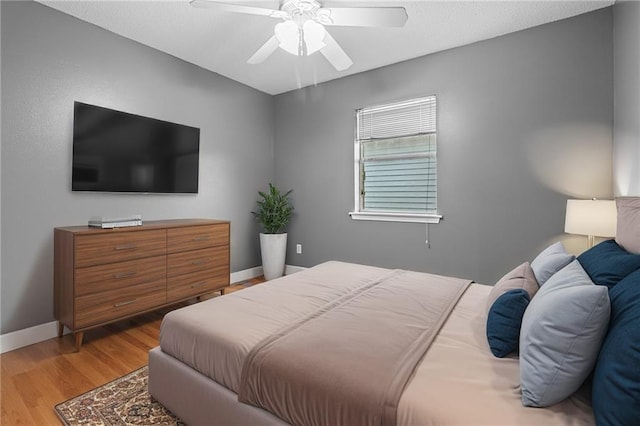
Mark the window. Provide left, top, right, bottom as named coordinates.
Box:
left=349, top=96, right=441, bottom=223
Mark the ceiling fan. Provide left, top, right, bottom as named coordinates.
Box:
left=190, top=0, right=408, bottom=71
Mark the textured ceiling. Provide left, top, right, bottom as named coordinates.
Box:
left=37, top=0, right=614, bottom=95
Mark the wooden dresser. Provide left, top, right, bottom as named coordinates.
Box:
left=54, top=219, right=230, bottom=351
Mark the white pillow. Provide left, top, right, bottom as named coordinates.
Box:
left=530, top=242, right=574, bottom=285
left=519, top=260, right=610, bottom=407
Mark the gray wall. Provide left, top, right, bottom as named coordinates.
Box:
left=1, top=1, right=273, bottom=334
left=274, top=8, right=613, bottom=285
left=0, top=3, right=619, bottom=336
left=613, top=0, right=640, bottom=196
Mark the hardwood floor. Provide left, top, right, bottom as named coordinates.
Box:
left=1, top=277, right=264, bottom=425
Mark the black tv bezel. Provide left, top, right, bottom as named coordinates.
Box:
left=71, top=101, right=200, bottom=194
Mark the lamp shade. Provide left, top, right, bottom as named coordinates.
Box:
left=303, top=20, right=326, bottom=55
left=565, top=199, right=617, bottom=237
left=275, top=21, right=300, bottom=55
left=275, top=20, right=326, bottom=57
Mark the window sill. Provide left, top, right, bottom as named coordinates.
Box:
left=348, top=211, right=442, bottom=224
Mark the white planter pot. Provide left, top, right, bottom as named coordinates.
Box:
left=260, top=233, right=287, bottom=280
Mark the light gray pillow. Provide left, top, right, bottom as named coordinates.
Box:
left=520, top=260, right=610, bottom=407
left=530, top=242, right=574, bottom=285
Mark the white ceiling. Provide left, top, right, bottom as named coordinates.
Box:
left=37, top=0, right=614, bottom=95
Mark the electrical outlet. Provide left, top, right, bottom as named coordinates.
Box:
left=296, top=244, right=302, bottom=254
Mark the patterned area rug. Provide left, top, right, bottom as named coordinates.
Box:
left=55, top=366, right=184, bottom=425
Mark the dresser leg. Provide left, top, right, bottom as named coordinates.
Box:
left=57, top=322, right=64, bottom=338
left=74, top=332, right=84, bottom=352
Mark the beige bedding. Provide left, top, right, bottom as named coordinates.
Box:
left=160, top=261, right=392, bottom=393
left=159, top=261, right=595, bottom=425
left=238, top=269, right=470, bottom=426
left=398, top=283, right=594, bottom=425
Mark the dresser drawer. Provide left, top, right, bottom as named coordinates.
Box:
left=167, top=224, right=229, bottom=254
left=75, top=230, right=167, bottom=268
left=75, top=279, right=167, bottom=328
left=167, top=246, right=229, bottom=278
left=167, top=269, right=228, bottom=302
left=75, top=255, right=166, bottom=297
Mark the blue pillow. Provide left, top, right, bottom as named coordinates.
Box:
left=578, top=239, right=640, bottom=289
left=592, top=268, right=640, bottom=426
left=486, top=289, right=530, bottom=358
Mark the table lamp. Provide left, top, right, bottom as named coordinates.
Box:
left=564, top=199, right=617, bottom=248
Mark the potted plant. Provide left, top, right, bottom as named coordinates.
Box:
left=252, top=183, right=294, bottom=280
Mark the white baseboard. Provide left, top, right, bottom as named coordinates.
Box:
left=230, top=267, right=263, bottom=284
left=0, top=264, right=307, bottom=354
left=285, top=264, right=307, bottom=275
left=0, top=320, right=64, bottom=354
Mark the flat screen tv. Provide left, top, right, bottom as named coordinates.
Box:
left=72, top=102, right=200, bottom=193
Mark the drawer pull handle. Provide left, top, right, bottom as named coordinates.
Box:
left=114, top=299, right=137, bottom=308
left=114, top=272, right=136, bottom=279
left=192, top=259, right=208, bottom=265
left=114, top=244, right=136, bottom=251
left=190, top=281, right=208, bottom=289
left=192, top=236, right=210, bottom=241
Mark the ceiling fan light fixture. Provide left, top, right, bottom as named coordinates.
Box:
left=275, top=19, right=326, bottom=57
left=303, top=20, right=326, bottom=55
left=275, top=20, right=300, bottom=55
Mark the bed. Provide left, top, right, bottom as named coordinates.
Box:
left=148, top=197, right=640, bottom=426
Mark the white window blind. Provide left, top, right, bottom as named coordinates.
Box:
left=357, top=96, right=437, bottom=140
left=351, top=96, right=440, bottom=223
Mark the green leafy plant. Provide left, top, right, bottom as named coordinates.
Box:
left=252, top=183, right=294, bottom=234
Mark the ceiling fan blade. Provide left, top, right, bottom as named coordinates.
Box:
left=320, top=32, right=353, bottom=72
left=189, top=0, right=285, bottom=19
left=320, top=7, right=407, bottom=27
left=248, top=35, right=280, bottom=64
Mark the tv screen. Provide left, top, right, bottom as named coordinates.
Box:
left=72, top=102, right=200, bottom=193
